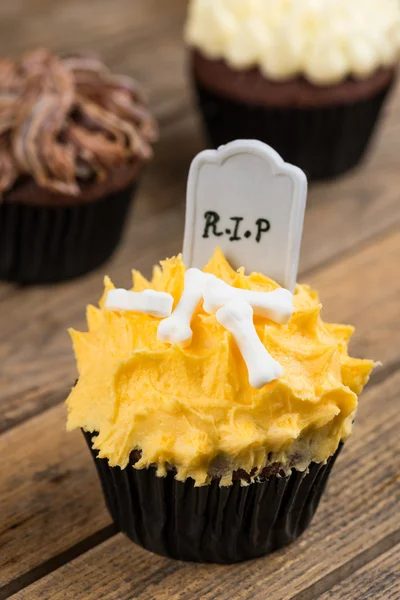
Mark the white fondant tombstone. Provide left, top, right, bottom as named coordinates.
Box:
left=183, top=140, right=307, bottom=292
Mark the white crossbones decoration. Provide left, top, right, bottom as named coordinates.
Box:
left=157, top=268, right=293, bottom=388
left=157, top=268, right=207, bottom=346
left=203, top=277, right=293, bottom=323
left=105, top=288, right=174, bottom=318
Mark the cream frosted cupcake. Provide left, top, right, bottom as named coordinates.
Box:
left=66, top=247, right=374, bottom=563
left=185, top=0, right=400, bottom=180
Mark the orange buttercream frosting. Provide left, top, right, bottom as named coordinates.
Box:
left=66, top=249, right=374, bottom=485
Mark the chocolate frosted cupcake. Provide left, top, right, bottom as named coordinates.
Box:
left=185, top=0, right=400, bottom=180
left=66, top=248, right=374, bottom=563
left=0, top=50, right=157, bottom=284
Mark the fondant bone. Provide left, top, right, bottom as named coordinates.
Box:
left=106, top=289, right=173, bottom=318
left=203, top=278, right=293, bottom=324
left=216, top=299, right=284, bottom=388
left=157, top=268, right=207, bottom=346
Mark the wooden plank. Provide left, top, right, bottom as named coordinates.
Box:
left=318, top=544, right=400, bottom=600
left=308, top=231, right=400, bottom=367
left=0, top=230, right=399, bottom=593
left=7, top=368, right=400, bottom=600
left=0, top=407, right=111, bottom=589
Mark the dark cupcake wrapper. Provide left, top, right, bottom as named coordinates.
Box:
left=0, top=182, right=136, bottom=284
left=193, top=78, right=393, bottom=181
left=84, top=430, right=342, bottom=564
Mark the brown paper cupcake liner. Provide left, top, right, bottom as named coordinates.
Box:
left=84, top=430, right=342, bottom=564
left=0, top=183, right=136, bottom=284
left=193, top=78, right=393, bottom=180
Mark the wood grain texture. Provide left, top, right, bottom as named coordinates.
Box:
left=1, top=229, right=399, bottom=591
left=0, top=407, right=111, bottom=589
left=318, top=544, right=400, bottom=600
left=8, top=370, right=400, bottom=600
left=308, top=231, right=400, bottom=366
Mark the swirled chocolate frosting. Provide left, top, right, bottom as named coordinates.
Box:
left=0, top=49, right=157, bottom=199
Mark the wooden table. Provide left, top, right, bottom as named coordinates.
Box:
left=0, top=2, right=399, bottom=598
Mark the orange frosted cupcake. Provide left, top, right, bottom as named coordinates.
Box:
left=66, top=248, right=374, bottom=563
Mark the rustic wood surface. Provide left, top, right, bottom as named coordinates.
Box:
left=318, top=545, right=400, bottom=600
left=0, top=1, right=399, bottom=599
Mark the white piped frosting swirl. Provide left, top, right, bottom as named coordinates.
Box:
left=185, top=0, right=400, bottom=85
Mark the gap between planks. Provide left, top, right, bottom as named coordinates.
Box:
left=291, top=529, right=400, bottom=600
left=10, top=528, right=399, bottom=600
left=316, top=542, right=400, bottom=600
left=0, top=525, right=117, bottom=600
